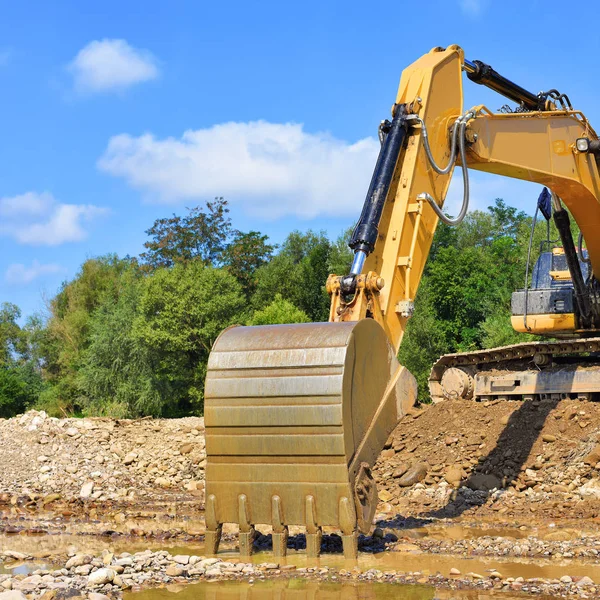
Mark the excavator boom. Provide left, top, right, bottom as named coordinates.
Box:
left=204, top=45, right=600, bottom=558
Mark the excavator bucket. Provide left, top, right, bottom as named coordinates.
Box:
left=204, top=320, right=417, bottom=559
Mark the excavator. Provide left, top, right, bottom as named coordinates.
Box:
left=203, top=45, right=600, bottom=560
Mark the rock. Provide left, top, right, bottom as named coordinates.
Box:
left=380, top=449, right=395, bottom=459
left=2, top=551, right=28, bottom=561
left=542, top=434, right=557, bottom=443
left=444, top=465, right=464, bottom=486
left=560, top=575, right=573, bottom=583
left=123, top=453, right=136, bottom=465
left=584, top=445, right=600, bottom=465
left=490, top=571, right=502, bottom=579
left=577, top=576, right=594, bottom=586
left=87, top=568, right=115, bottom=586
left=88, top=594, right=111, bottom=600
left=179, top=443, right=194, bottom=455
left=155, top=477, right=170, bottom=488
left=392, top=465, right=408, bottom=478
left=80, top=482, right=94, bottom=498
left=0, top=581, right=11, bottom=591
left=0, top=592, right=28, bottom=600
left=449, top=568, right=461, bottom=575
left=578, top=479, right=600, bottom=498
left=172, top=555, right=190, bottom=565
left=66, top=427, right=79, bottom=437
left=65, top=554, right=92, bottom=569
left=467, top=473, right=501, bottom=492
left=397, top=462, right=428, bottom=487
left=378, top=489, right=392, bottom=502
left=165, top=565, right=184, bottom=577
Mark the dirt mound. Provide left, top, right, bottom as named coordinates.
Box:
left=373, top=398, right=600, bottom=520
left=0, top=411, right=205, bottom=505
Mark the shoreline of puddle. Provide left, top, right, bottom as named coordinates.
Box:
left=3, top=520, right=600, bottom=584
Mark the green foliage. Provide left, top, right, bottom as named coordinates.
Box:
left=78, top=267, right=163, bottom=417
left=223, top=230, right=274, bottom=298
left=4, top=194, right=568, bottom=417
left=41, top=255, right=133, bottom=415
left=141, top=197, right=232, bottom=270
left=249, top=294, right=310, bottom=326
left=133, top=264, right=245, bottom=415
left=253, top=230, right=331, bottom=322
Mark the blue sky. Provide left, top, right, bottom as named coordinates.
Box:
left=0, top=0, right=599, bottom=319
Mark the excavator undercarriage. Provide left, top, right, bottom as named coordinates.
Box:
left=204, top=44, right=600, bottom=559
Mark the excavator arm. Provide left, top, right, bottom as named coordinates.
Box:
left=203, top=44, right=600, bottom=560
left=329, top=45, right=600, bottom=353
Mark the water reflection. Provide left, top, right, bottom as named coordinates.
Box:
left=126, top=579, right=435, bottom=600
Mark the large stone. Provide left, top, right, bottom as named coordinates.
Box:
left=444, top=465, right=464, bottom=486
left=467, top=473, right=501, bottom=492
left=87, top=568, right=115, bottom=586
left=0, top=591, right=28, bottom=600
left=165, top=565, right=184, bottom=577
left=397, top=462, right=428, bottom=487
left=80, top=482, right=94, bottom=498
left=2, top=552, right=28, bottom=561
left=65, top=554, right=92, bottom=569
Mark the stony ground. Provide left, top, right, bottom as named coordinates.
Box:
left=4, top=402, right=600, bottom=598
left=1, top=547, right=598, bottom=599
left=0, top=411, right=205, bottom=506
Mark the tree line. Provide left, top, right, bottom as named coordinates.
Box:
left=0, top=196, right=560, bottom=417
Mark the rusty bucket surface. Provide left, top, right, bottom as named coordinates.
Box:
left=204, top=320, right=416, bottom=559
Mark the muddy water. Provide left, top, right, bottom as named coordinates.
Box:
left=124, top=579, right=540, bottom=600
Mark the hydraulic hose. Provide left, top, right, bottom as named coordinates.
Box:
left=416, top=110, right=474, bottom=226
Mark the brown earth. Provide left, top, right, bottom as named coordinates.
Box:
left=4, top=399, right=600, bottom=529
left=373, top=397, right=600, bottom=522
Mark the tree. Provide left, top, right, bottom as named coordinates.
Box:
left=78, top=268, right=164, bottom=417
left=133, top=264, right=245, bottom=415
left=253, top=230, right=332, bottom=322
left=223, top=230, right=274, bottom=298
left=249, top=294, right=310, bottom=326
left=42, top=255, right=133, bottom=414
left=140, top=198, right=232, bottom=270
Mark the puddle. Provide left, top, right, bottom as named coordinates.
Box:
left=124, top=579, right=538, bottom=600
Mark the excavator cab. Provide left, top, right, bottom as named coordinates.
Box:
left=512, top=246, right=591, bottom=336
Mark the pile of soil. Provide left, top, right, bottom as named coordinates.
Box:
left=373, top=398, right=600, bottom=520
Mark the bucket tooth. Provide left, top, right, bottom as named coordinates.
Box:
left=339, top=496, right=358, bottom=559
left=204, top=321, right=418, bottom=558
left=305, top=495, right=322, bottom=558
left=238, top=494, right=255, bottom=556
left=306, top=528, right=323, bottom=558
left=271, top=495, right=288, bottom=557
left=205, top=494, right=222, bottom=555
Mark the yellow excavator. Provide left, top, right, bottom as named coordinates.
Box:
left=203, top=45, right=600, bottom=559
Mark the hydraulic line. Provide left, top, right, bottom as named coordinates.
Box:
left=417, top=110, right=474, bottom=226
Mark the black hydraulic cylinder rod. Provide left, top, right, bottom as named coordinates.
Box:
left=464, top=59, right=540, bottom=111
left=553, top=209, right=592, bottom=325
left=349, top=104, right=409, bottom=256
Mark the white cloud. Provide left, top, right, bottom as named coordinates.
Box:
left=68, top=39, right=159, bottom=93
left=459, top=0, right=488, bottom=15
left=0, top=192, right=108, bottom=246
left=98, top=121, right=380, bottom=219
left=5, top=261, right=64, bottom=285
